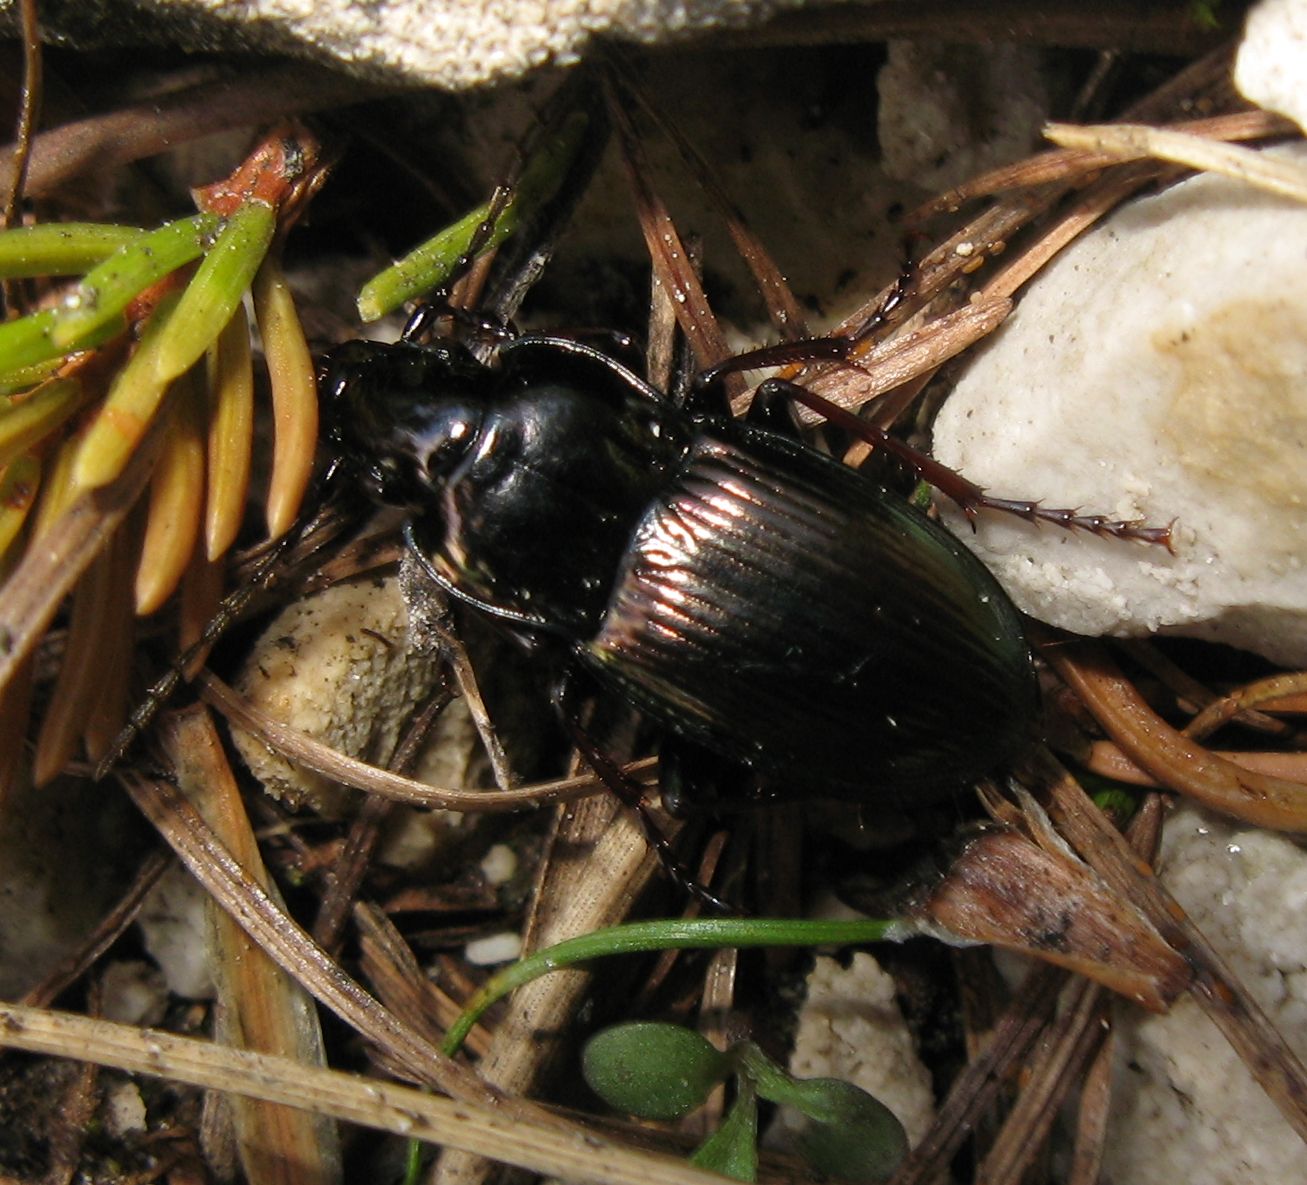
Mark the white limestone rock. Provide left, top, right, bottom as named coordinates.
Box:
left=1236, top=0, right=1307, bottom=134
left=778, top=953, right=937, bottom=1150
left=230, top=574, right=446, bottom=811
left=1103, top=804, right=1307, bottom=1184
left=931, top=148, right=1307, bottom=666
left=17, top=0, right=807, bottom=89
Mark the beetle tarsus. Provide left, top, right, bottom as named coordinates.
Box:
left=965, top=495, right=1174, bottom=548
left=691, top=256, right=917, bottom=396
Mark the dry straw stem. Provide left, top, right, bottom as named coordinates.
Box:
left=1044, top=639, right=1307, bottom=831
left=1067, top=1026, right=1116, bottom=1185
left=614, top=62, right=809, bottom=341
left=0, top=410, right=164, bottom=698
left=0, top=1002, right=730, bottom=1185
left=352, top=902, right=493, bottom=1060
left=982, top=799, right=1160, bottom=1185
left=32, top=537, right=116, bottom=784
left=972, top=797, right=1163, bottom=1185
left=1184, top=670, right=1307, bottom=738
left=0, top=62, right=380, bottom=200
left=0, top=640, right=32, bottom=796
left=432, top=792, right=663, bottom=1185
left=607, top=79, right=739, bottom=391
left=889, top=963, right=1069, bottom=1185
left=1085, top=741, right=1307, bottom=789
left=1122, top=639, right=1295, bottom=740
left=769, top=47, right=1242, bottom=428
left=979, top=975, right=1109, bottom=1184
left=918, top=108, right=1294, bottom=214
left=0, top=451, right=39, bottom=558
left=116, top=747, right=663, bottom=1158
left=309, top=686, right=457, bottom=952
left=167, top=708, right=341, bottom=1185
left=770, top=295, right=1012, bottom=425
left=1045, top=120, right=1307, bottom=205
left=198, top=669, right=641, bottom=811
left=179, top=541, right=226, bottom=652
left=80, top=525, right=135, bottom=765
left=1030, top=747, right=1307, bottom=1142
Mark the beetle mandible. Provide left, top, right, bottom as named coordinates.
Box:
left=321, top=327, right=1039, bottom=823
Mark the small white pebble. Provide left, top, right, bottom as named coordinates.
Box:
left=1104, top=804, right=1307, bottom=1184
left=100, top=960, right=168, bottom=1027
left=103, top=1080, right=148, bottom=1137
left=479, top=843, right=518, bottom=886
left=229, top=576, right=444, bottom=811
left=465, top=931, right=523, bottom=966
left=776, top=953, right=935, bottom=1148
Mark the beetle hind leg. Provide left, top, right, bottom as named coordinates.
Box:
left=756, top=376, right=1174, bottom=549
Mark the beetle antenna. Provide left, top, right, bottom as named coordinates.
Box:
left=94, top=474, right=355, bottom=781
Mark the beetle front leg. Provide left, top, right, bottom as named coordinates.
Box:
left=691, top=258, right=916, bottom=397
left=756, top=377, right=1174, bottom=549
left=401, top=299, right=517, bottom=345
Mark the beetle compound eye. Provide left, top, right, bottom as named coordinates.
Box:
left=317, top=337, right=495, bottom=507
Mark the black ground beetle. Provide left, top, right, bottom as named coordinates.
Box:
left=321, top=327, right=1041, bottom=843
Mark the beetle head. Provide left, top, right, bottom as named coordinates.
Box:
left=320, top=338, right=491, bottom=507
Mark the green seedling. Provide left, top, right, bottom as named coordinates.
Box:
left=582, top=1021, right=907, bottom=1184
left=432, top=916, right=914, bottom=1185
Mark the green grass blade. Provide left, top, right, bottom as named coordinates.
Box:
left=0, top=358, right=63, bottom=395
left=357, top=111, right=589, bottom=321
left=49, top=213, right=219, bottom=350
left=443, top=916, right=898, bottom=1056
left=0, top=223, right=144, bottom=279
left=147, top=200, right=275, bottom=385
left=0, top=309, right=126, bottom=381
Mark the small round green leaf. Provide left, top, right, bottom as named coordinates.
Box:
left=779, top=1078, right=908, bottom=1184
left=581, top=1022, right=731, bottom=1121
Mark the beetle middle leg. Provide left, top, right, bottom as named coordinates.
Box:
left=691, top=254, right=917, bottom=398
left=553, top=671, right=737, bottom=913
